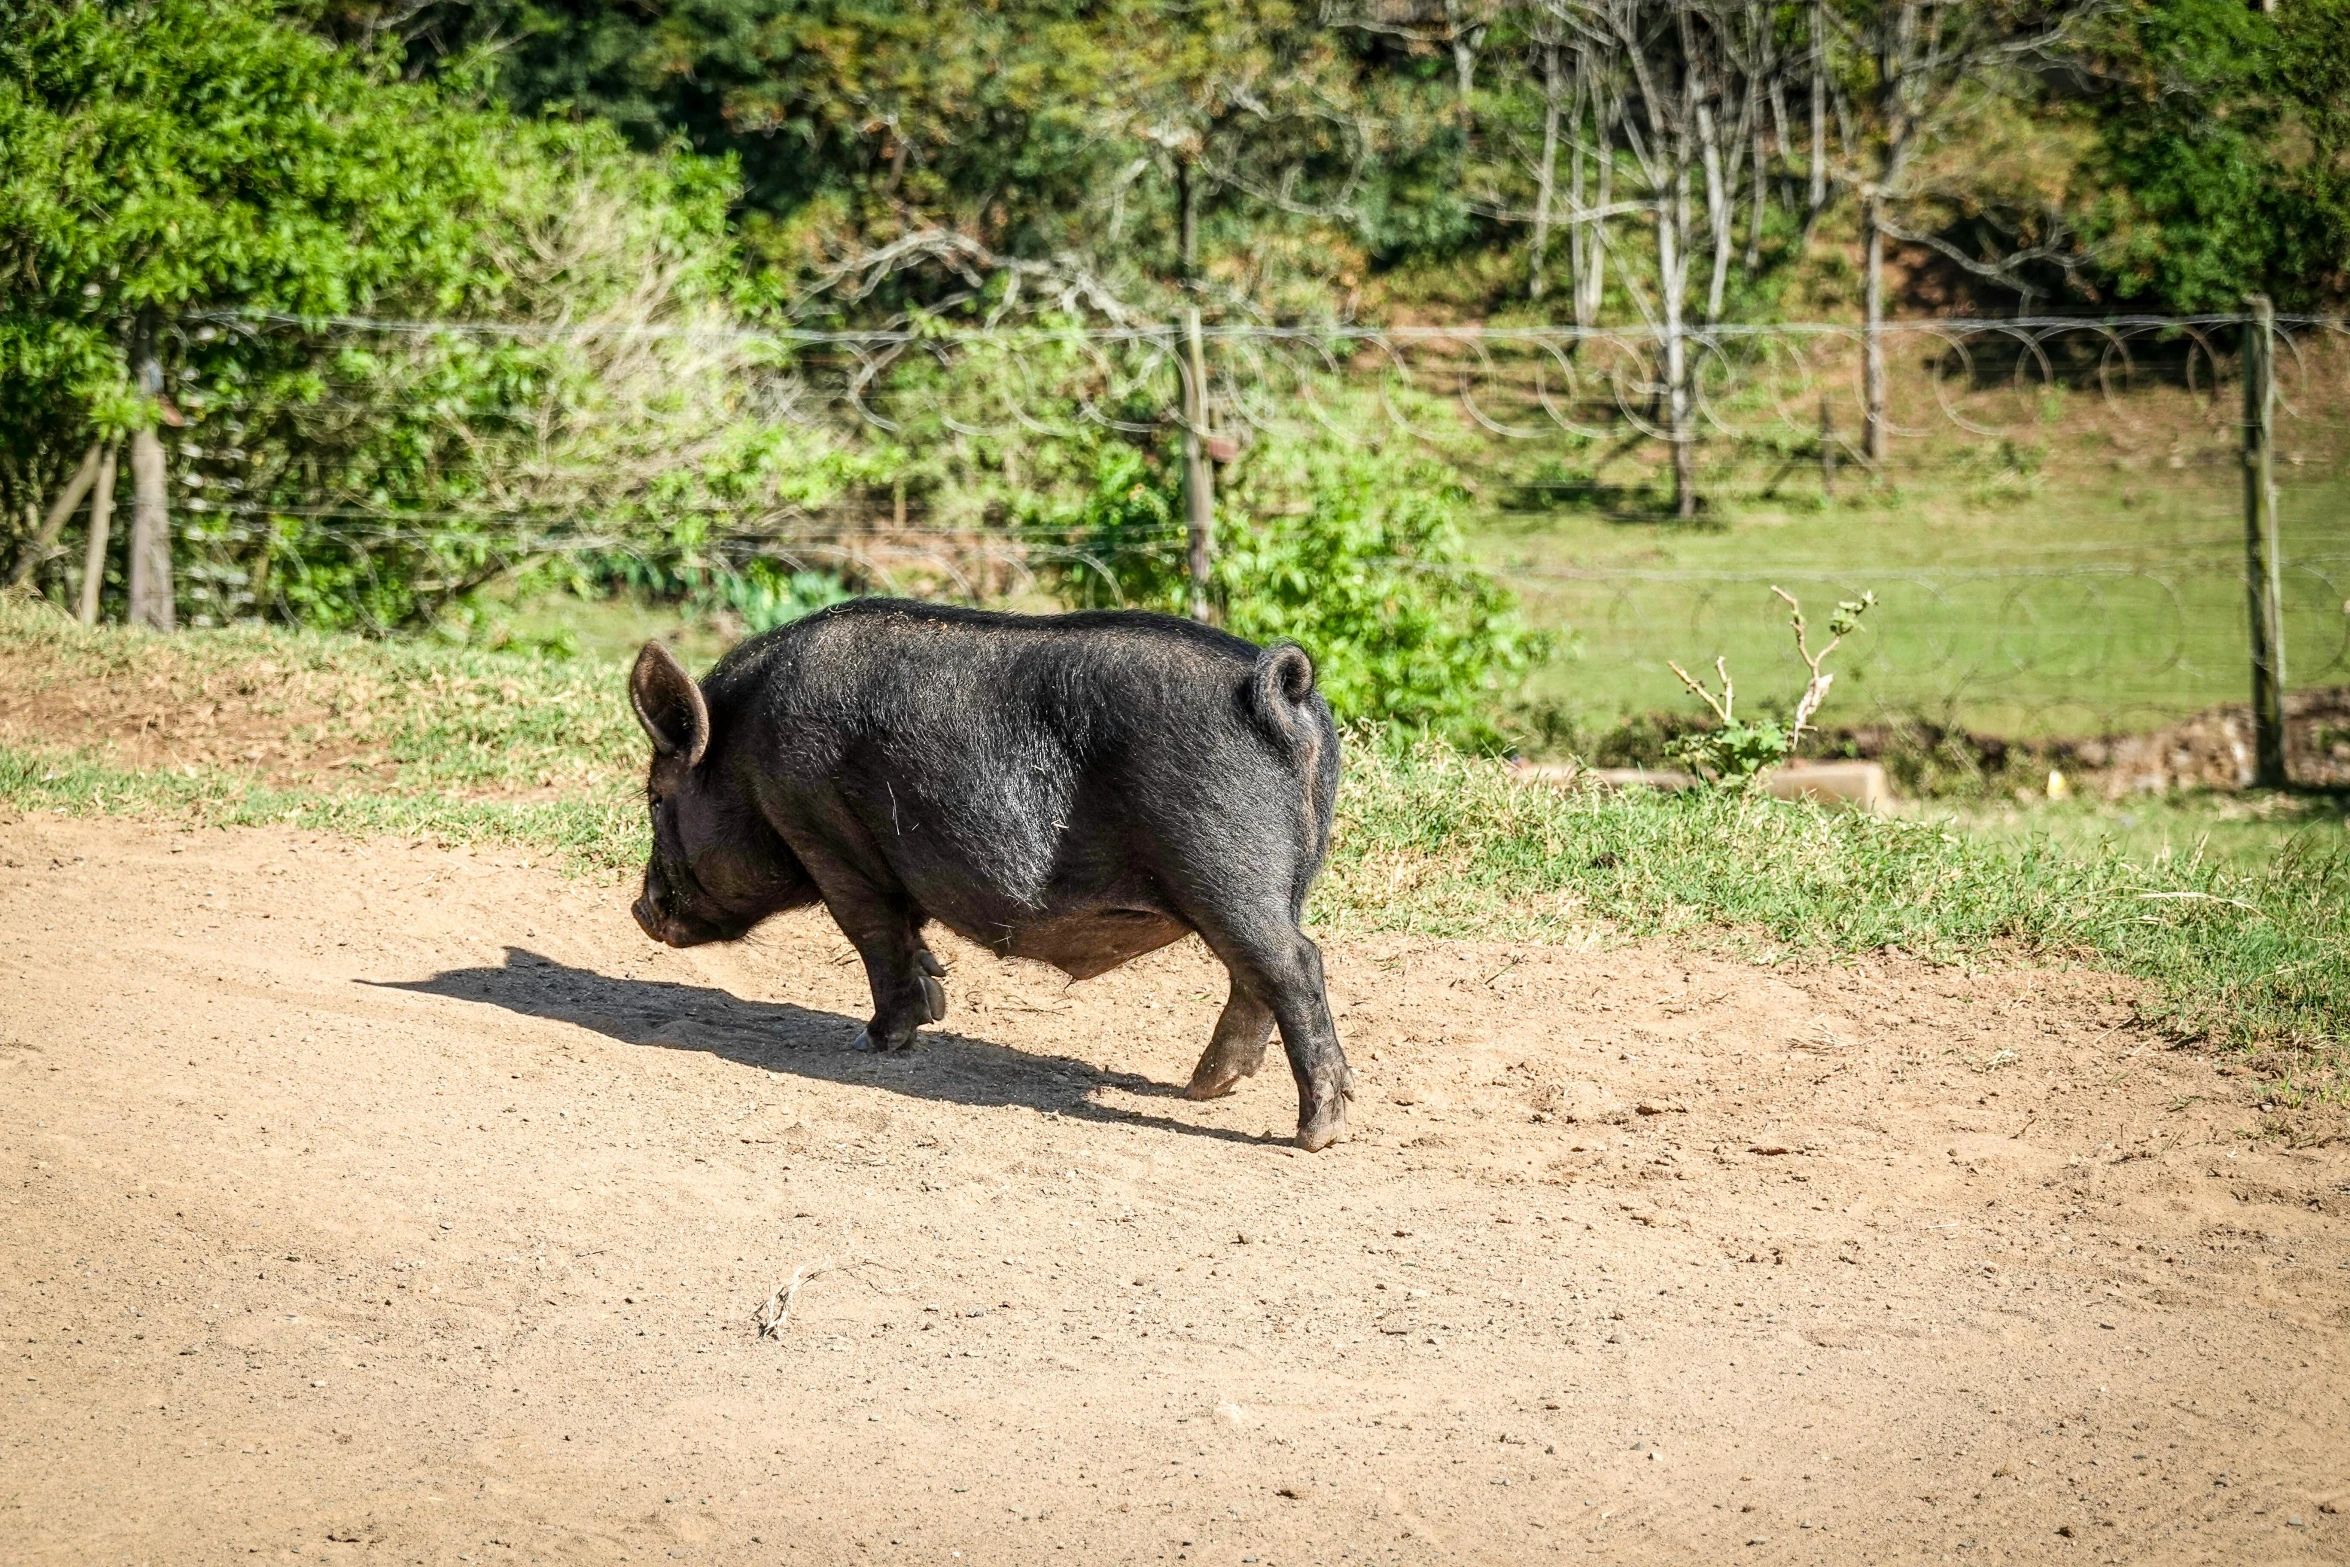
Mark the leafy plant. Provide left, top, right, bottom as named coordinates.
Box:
left=1, top=0, right=882, bottom=631
left=1049, top=430, right=1548, bottom=748
left=1667, top=588, right=1876, bottom=786
left=708, top=562, right=856, bottom=636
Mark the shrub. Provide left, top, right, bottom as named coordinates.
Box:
left=1, top=0, right=877, bottom=631
left=1047, top=431, right=1546, bottom=747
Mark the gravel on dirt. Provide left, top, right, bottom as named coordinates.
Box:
left=3, top=812, right=2346, bottom=1564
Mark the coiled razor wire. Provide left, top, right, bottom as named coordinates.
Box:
left=129, top=311, right=2350, bottom=735
left=180, top=310, right=2350, bottom=442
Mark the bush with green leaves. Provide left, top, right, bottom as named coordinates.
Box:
left=1045, top=430, right=1547, bottom=747
left=1666, top=589, right=1875, bottom=787
left=1, top=0, right=876, bottom=631
left=709, top=561, right=857, bottom=635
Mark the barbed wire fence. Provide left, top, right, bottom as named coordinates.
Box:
left=24, top=308, right=2350, bottom=758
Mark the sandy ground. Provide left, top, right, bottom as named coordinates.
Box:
left=4, top=811, right=2347, bottom=1567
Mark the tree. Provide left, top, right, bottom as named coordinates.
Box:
left=2, top=0, right=845, bottom=631
left=2085, top=0, right=2350, bottom=310
left=1520, top=0, right=1793, bottom=516
left=1818, top=0, right=2102, bottom=459
left=0, top=0, right=502, bottom=617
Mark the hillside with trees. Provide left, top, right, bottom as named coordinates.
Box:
left=5, top=0, right=2346, bottom=741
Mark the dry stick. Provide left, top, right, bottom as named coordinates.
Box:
left=754, top=1256, right=900, bottom=1339
left=1774, top=586, right=1849, bottom=747
left=10, top=441, right=103, bottom=588
left=1667, top=655, right=1735, bottom=724
left=755, top=1256, right=837, bottom=1339
left=78, top=439, right=119, bottom=624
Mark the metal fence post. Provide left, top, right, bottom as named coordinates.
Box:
left=2241, top=295, right=2288, bottom=788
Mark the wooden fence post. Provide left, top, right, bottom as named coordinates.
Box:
left=1819, top=394, right=1837, bottom=499
left=126, top=313, right=175, bottom=631
left=1182, top=304, right=1215, bottom=624
left=9, top=441, right=104, bottom=588
left=78, top=438, right=120, bottom=624
left=2241, top=295, right=2287, bottom=788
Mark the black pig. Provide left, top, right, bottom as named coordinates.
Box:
left=626, top=599, right=1356, bottom=1149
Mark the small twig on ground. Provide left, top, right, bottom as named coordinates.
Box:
left=753, top=1256, right=901, bottom=1339
left=755, top=1256, right=836, bottom=1339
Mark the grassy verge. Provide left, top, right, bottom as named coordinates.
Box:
left=0, top=746, right=644, bottom=871
left=1953, top=789, right=2350, bottom=874
left=4, top=600, right=2345, bottom=1102
left=1333, top=746, right=2346, bottom=1092
left=1469, top=417, right=2350, bottom=742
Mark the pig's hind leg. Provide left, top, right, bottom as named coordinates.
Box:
left=1184, top=983, right=1273, bottom=1100
left=1188, top=912, right=1353, bottom=1151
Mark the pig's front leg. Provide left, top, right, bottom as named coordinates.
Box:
left=842, top=922, right=946, bottom=1053
left=805, top=869, right=942, bottom=1051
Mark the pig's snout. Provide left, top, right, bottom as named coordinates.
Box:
left=632, top=868, right=677, bottom=945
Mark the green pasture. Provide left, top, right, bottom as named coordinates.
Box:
left=1472, top=443, right=2350, bottom=742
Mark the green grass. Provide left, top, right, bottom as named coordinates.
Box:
left=1952, top=789, right=2350, bottom=874
left=0, top=600, right=648, bottom=797
left=1467, top=396, right=2350, bottom=742
left=0, top=745, right=645, bottom=871
left=1329, top=744, right=2347, bottom=1094
left=4, top=599, right=2344, bottom=1104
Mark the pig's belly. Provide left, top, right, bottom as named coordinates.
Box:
left=944, top=905, right=1190, bottom=981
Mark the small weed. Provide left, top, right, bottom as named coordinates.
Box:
left=1665, top=588, right=1875, bottom=785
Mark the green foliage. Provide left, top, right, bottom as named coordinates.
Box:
left=2087, top=0, right=2350, bottom=309
left=709, top=562, right=856, bottom=635
left=0, top=0, right=883, bottom=630
left=1668, top=717, right=1800, bottom=787
left=1215, top=440, right=1550, bottom=747
left=0, top=0, right=498, bottom=510
left=363, top=0, right=1475, bottom=303
left=282, top=0, right=2350, bottom=335
left=1047, top=431, right=1547, bottom=747
left=1666, top=591, right=1874, bottom=787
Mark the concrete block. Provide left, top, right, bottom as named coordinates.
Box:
left=1763, top=760, right=1892, bottom=811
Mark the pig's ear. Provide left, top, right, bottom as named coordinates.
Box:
left=630, top=641, right=710, bottom=767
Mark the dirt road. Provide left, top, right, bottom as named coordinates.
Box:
left=4, top=811, right=2346, bottom=1564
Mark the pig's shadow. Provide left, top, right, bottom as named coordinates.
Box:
left=373, top=947, right=1281, bottom=1148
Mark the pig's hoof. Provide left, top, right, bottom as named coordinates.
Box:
left=1295, top=1100, right=1349, bottom=1152
left=921, top=974, right=948, bottom=1023
left=854, top=1019, right=919, bottom=1053
left=916, top=949, right=947, bottom=978
left=1185, top=1060, right=1247, bottom=1100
